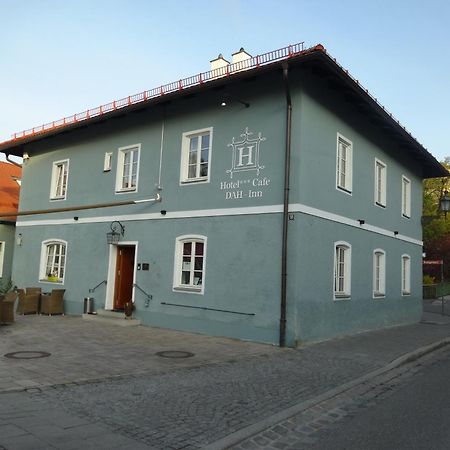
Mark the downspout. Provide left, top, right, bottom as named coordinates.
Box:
left=280, top=62, right=292, bottom=347
left=0, top=195, right=162, bottom=219
left=4, top=153, right=22, bottom=168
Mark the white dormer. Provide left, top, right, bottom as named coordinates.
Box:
left=210, top=54, right=230, bottom=79
left=231, top=48, right=252, bottom=72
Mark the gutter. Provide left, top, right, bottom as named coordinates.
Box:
left=4, top=153, right=22, bottom=168
left=280, top=62, right=292, bottom=348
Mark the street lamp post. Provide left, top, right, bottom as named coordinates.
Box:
left=439, top=190, right=450, bottom=217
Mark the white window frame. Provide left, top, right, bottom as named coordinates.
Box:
left=180, top=127, right=213, bottom=184
left=333, top=241, right=351, bottom=300
left=374, top=159, right=387, bottom=207
left=115, top=144, right=141, bottom=193
left=104, top=152, right=113, bottom=172
left=173, top=235, right=207, bottom=294
left=50, top=159, right=69, bottom=200
left=336, top=133, right=353, bottom=194
left=401, top=175, right=411, bottom=218
left=373, top=249, right=386, bottom=298
left=0, top=241, right=5, bottom=277
left=39, top=239, right=67, bottom=284
left=401, top=254, right=411, bottom=296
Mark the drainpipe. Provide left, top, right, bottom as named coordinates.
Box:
left=280, top=62, right=292, bottom=348
left=0, top=194, right=162, bottom=218
left=4, top=153, right=22, bottom=168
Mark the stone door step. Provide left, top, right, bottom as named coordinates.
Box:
left=82, top=309, right=141, bottom=327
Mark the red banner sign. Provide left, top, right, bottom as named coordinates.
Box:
left=423, top=260, right=444, bottom=265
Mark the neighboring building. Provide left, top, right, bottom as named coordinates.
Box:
left=0, top=43, right=447, bottom=346
left=0, top=161, right=21, bottom=286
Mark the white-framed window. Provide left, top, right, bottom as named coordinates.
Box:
left=173, top=235, right=206, bottom=294
left=373, top=249, right=386, bottom=298
left=334, top=241, right=351, bottom=299
left=50, top=159, right=69, bottom=200
left=39, top=240, right=67, bottom=284
left=401, top=254, right=411, bottom=295
left=0, top=241, right=5, bottom=277
left=374, top=159, right=387, bottom=207
left=336, top=133, right=353, bottom=194
left=180, top=128, right=212, bottom=184
left=104, top=152, right=113, bottom=172
left=402, top=176, right=411, bottom=218
left=116, top=144, right=140, bottom=192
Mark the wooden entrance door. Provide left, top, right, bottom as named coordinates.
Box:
left=113, top=246, right=135, bottom=310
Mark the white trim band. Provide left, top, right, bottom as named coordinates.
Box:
left=17, top=202, right=422, bottom=246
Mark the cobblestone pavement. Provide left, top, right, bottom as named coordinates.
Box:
left=0, top=313, right=449, bottom=449
left=0, top=315, right=278, bottom=392
left=229, top=345, right=450, bottom=450
left=35, top=349, right=377, bottom=449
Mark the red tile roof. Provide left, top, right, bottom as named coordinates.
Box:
left=0, top=162, right=21, bottom=221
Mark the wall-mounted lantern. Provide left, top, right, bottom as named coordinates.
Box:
left=16, top=233, right=23, bottom=246
left=106, top=221, right=125, bottom=244
left=439, top=191, right=450, bottom=217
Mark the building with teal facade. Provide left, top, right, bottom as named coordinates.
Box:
left=0, top=43, right=447, bottom=346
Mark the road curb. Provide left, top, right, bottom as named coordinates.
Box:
left=203, top=337, right=450, bottom=450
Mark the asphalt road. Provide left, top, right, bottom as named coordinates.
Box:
left=309, top=347, right=450, bottom=450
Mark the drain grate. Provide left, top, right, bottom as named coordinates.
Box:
left=4, top=351, right=51, bottom=359
left=156, top=350, right=194, bottom=359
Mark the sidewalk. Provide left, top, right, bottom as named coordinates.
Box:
left=0, top=310, right=449, bottom=449
left=207, top=310, right=450, bottom=449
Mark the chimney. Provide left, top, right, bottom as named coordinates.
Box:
left=210, top=54, right=230, bottom=79
left=231, top=47, right=252, bottom=72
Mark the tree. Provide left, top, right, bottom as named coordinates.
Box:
left=423, top=158, right=450, bottom=279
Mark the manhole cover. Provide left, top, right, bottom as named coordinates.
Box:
left=156, top=350, right=194, bottom=359
left=4, top=351, right=51, bottom=360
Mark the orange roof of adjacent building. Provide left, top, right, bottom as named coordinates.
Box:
left=0, top=161, right=21, bottom=221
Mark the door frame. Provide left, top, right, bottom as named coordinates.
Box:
left=105, top=241, right=138, bottom=311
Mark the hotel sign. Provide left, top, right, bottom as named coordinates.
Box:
left=220, top=127, right=271, bottom=200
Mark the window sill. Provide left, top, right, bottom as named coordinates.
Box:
left=373, top=292, right=385, bottom=299
left=39, top=279, right=64, bottom=285
left=334, top=294, right=351, bottom=301
left=173, top=286, right=203, bottom=294
left=336, top=186, right=352, bottom=195
left=180, top=178, right=209, bottom=185
left=402, top=214, right=410, bottom=219
left=50, top=196, right=66, bottom=201
left=116, top=188, right=137, bottom=193
left=375, top=202, right=386, bottom=208
left=402, top=291, right=411, bottom=296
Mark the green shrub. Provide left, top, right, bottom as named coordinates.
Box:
left=423, top=274, right=436, bottom=285
left=0, top=279, right=13, bottom=294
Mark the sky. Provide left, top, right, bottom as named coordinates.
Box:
left=0, top=0, right=449, bottom=162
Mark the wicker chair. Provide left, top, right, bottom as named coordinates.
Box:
left=0, top=292, right=17, bottom=324
left=17, top=288, right=41, bottom=315
left=40, top=289, right=65, bottom=315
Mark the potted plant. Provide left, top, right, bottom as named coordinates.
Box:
left=124, top=301, right=134, bottom=319
left=47, top=271, right=58, bottom=283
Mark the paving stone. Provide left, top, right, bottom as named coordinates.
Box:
left=0, top=423, right=28, bottom=438
left=1, top=312, right=450, bottom=449
left=0, top=434, right=50, bottom=450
